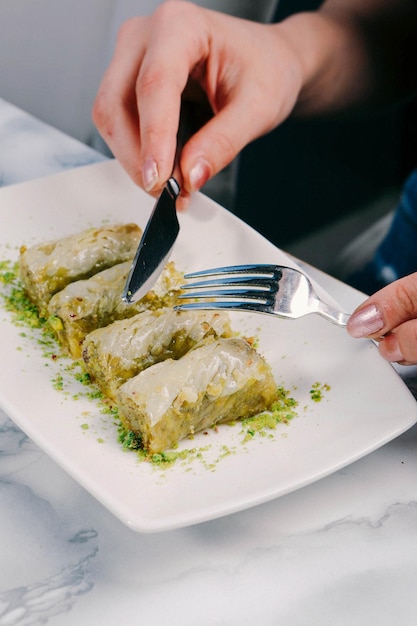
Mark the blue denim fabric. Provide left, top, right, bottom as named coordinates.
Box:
left=348, top=168, right=417, bottom=294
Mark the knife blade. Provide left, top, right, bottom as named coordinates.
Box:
left=122, top=176, right=180, bottom=304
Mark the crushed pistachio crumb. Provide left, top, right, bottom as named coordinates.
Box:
left=74, top=370, right=91, bottom=386
left=118, top=424, right=142, bottom=450
left=310, top=382, right=331, bottom=402
left=52, top=373, right=64, bottom=391
left=240, top=385, right=299, bottom=442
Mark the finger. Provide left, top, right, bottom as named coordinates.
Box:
left=377, top=321, right=417, bottom=365
left=176, top=189, right=191, bottom=212
left=179, top=89, right=279, bottom=195
left=347, top=272, right=417, bottom=339
left=136, top=4, right=210, bottom=192
left=92, top=18, right=148, bottom=186
left=136, top=60, right=183, bottom=191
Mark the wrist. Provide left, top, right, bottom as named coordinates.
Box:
left=274, top=10, right=371, bottom=116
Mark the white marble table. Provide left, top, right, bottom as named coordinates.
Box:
left=1, top=97, right=417, bottom=626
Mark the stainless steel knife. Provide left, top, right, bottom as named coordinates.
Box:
left=122, top=96, right=212, bottom=304
left=122, top=176, right=180, bottom=304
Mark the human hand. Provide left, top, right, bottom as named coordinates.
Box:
left=347, top=272, right=417, bottom=365
left=92, top=1, right=306, bottom=209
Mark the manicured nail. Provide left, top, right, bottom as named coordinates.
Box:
left=142, top=157, right=159, bottom=191
left=347, top=304, right=385, bottom=338
left=189, top=158, right=211, bottom=191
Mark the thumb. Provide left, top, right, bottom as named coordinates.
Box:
left=347, top=272, right=417, bottom=339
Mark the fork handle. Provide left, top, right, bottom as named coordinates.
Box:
left=316, top=301, right=350, bottom=327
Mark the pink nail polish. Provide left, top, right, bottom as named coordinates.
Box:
left=142, top=157, right=159, bottom=191
left=189, top=159, right=210, bottom=191
left=347, top=304, right=385, bottom=338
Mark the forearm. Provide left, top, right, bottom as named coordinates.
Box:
left=277, top=0, right=417, bottom=117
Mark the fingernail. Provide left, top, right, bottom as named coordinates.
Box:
left=189, top=158, right=211, bottom=191
left=347, top=304, right=385, bottom=338
left=382, top=334, right=404, bottom=362
left=142, top=157, right=159, bottom=192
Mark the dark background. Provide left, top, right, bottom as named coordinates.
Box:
left=233, top=0, right=417, bottom=248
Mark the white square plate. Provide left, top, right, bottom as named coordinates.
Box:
left=1, top=160, right=416, bottom=532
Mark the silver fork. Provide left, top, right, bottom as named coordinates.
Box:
left=176, top=264, right=350, bottom=326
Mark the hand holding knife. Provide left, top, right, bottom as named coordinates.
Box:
left=122, top=115, right=186, bottom=304
left=122, top=95, right=213, bottom=304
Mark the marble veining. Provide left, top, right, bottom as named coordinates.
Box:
left=0, top=98, right=106, bottom=189
left=0, top=97, right=417, bottom=626
left=0, top=412, right=99, bottom=626
left=0, top=550, right=96, bottom=626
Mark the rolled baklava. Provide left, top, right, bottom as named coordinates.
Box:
left=83, top=308, right=233, bottom=400
left=116, top=337, right=278, bottom=453
left=47, top=261, right=184, bottom=358
left=20, top=223, right=142, bottom=316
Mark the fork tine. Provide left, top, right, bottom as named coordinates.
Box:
left=178, top=288, right=275, bottom=305
left=180, top=275, right=278, bottom=292
left=179, top=264, right=280, bottom=314
left=175, top=301, right=272, bottom=314
left=184, top=264, right=280, bottom=279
